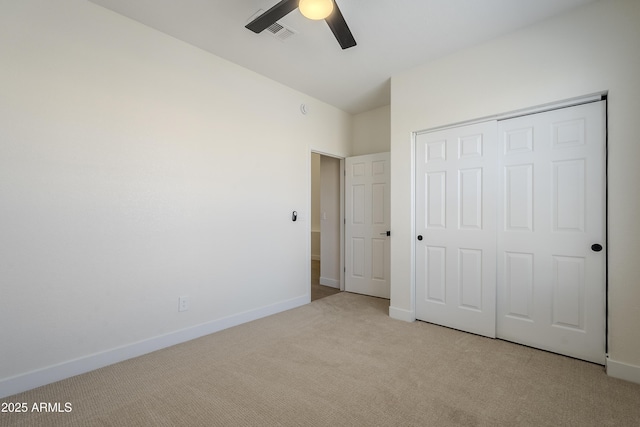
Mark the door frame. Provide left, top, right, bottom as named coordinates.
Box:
left=410, top=92, right=608, bottom=347
left=308, top=148, right=346, bottom=296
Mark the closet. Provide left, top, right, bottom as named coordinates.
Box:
left=414, top=100, right=606, bottom=364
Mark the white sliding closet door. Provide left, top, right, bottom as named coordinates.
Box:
left=496, top=101, right=606, bottom=364
left=414, top=100, right=606, bottom=363
left=415, top=122, right=497, bottom=338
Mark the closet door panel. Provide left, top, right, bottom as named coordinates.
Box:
left=496, top=101, right=606, bottom=364
left=415, top=121, right=497, bottom=338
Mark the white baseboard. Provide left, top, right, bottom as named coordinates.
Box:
left=606, top=357, right=640, bottom=385
left=389, top=305, right=415, bottom=322
left=0, top=295, right=309, bottom=399
left=319, top=277, right=339, bottom=288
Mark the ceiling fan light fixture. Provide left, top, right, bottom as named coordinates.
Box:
left=299, top=0, right=334, bottom=20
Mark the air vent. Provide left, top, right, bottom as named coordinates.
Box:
left=267, top=22, right=284, bottom=33
left=266, top=22, right=297, bottom=41
left=245, top=9, right=297, bottom=42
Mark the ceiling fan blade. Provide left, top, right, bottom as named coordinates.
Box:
left=245, top=0, right=298, bottom=33
left=325, top=1, right=356, bottom=49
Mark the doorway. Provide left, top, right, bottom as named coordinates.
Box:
left=311, top=152, right=342, bottom=301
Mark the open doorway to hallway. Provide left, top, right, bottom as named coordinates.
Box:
left=311, top=152, right=342, bottom=301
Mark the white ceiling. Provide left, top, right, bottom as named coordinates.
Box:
left=88, top=0, right=598, bottom=114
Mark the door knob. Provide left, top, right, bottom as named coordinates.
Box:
left=417, top=235, right=423, bottom=241
left=591, top=243, right=603, bottom=252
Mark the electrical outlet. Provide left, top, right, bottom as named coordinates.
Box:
left=178, top=296, right=190, bottom=312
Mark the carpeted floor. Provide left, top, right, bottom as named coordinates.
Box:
left=1, top=292, right=639, bottom=426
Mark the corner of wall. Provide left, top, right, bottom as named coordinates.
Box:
left=389, top=305, right=415, bottom=322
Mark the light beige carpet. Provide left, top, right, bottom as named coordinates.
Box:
left=2, top=292, right=640, bottom=426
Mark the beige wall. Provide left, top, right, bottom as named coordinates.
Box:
left=311, top=153, right=322, bottom=234
left=352, top=105, right=391, bottom=155
left=0, top=0, right=351, bottom=395
left=390, top=0, right=640, bottom=371
left=320, top=156, right=342, bottom=287
left=311, top=153, right=322, bottom=260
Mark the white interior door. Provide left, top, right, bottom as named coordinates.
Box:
left=415, top=122, right=497, bottom=338
left=496, top=101, right=606, bottom=364
left=345, top=152, right=390, bottom=298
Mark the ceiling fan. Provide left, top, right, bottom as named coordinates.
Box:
left=245, top=0, right=357, bottom=50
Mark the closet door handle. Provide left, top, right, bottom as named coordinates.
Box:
left=417, top=235, right=423, bottom=241
left=591, top=243, right=603, bottom=252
